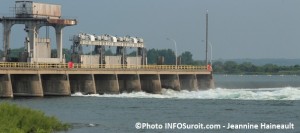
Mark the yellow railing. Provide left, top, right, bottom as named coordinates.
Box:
left=0, top=62, right=208, bottom=70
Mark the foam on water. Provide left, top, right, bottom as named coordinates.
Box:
left=71, top=87, right=300, bottom=100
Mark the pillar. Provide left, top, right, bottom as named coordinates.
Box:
left=69, top=74, right=96, bottom=94
left=11, top=74, right=43, bottom=97
left=160, top=74, right=180, bottom=91
left=41, top=74, right=71, bottom=96
left=0, top=74, right=13, bottom=98
left=55, top=26, right=63, bottom=62
left=2, top=21, right=13, bottom=61
left=94, top=74, right=119, bottom=94
left=140, top=74, right=161, bottom=94
left=25, top=23, right=42, bottom=62
left=209, top=74, right=215, bottom=89
left=197, top=74, right=214, bottom=90
left=118, top=74, right=141, bottom=93
left=179, top=74, right=198, bottom=91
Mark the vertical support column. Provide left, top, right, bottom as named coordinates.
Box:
left=140, top=74, right=162, bottom=94
left=160, top=74, right=180, bottom=91
left=92, top=74, right=97, bottom=93
left=55, top=26, right=63, bottom=63
left=179, top=74, right=198, bottom=91
left=197, top=74, right=214, bottom=90
left=11, top=74, right=43, bottom=97
left=69, top=74, right=96, bottom=94
left=209, top=74, right=215, bottom=89
left=94, top=74, right=119, bottom=94
left=0, top=74, right=13, bottom=98
left=138, top=47, right=147, bottom=65
left=26, top=23, right=38, bottom=62
left=41, top=74, right=71, bottom=96
left=118, top=74, right=141, bottom=93
left=2, top=21, right=13, bottom=61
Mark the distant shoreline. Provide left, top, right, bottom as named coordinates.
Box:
left=213, top=72, right=300, bottom=75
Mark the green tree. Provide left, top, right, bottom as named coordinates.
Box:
left=158, top=49, right=175, bottom=65
left=147, top=48, right=158, bottom=64
left=212, top=61, right=224, bottom=73
left=146, top=49, right=176, bottom=65
left=224, top=61, right=239, bottom=73
left=128, top=51, right=137, bottom=56
left=9, top=47, right=24, bottom=58
left=263, top=64, right=279, bottom=73
left=238, top=62, right=257, bottom=73
left=63, top=48, right=72, bottom=62
left=105, top=49, right=113, bottom=56
left=180, top=51, right=193, bottom=65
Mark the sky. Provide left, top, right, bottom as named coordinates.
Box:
left=0, top=0, right=300, bottom=60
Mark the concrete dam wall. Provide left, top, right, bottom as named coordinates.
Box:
left=0, top=69, right=214, bottom=98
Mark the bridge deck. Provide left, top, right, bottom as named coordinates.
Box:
left=0, top=62, right=211, bottom=75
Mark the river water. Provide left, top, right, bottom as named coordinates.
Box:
left=1, top=75, right=300, bottom=133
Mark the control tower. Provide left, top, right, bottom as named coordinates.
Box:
left=0, top=1, right=77, bottom=63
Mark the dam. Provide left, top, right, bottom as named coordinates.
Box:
left=0, top=1, right=214, bottom=98
left=0, top=63, right=214, bottom=97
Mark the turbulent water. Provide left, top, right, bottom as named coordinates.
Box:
left=72, top=74, right=300, bottom=100
left=72, top=87, right=300, bottom=100
left=2, top=75, right=300, bottom=133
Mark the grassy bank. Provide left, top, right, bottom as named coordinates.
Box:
left=0, top=103, right=70, bottom=133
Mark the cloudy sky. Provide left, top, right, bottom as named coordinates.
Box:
left=1, top=0, right=300, bottom=60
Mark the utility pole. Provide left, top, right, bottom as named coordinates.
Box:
left=205, top=9, right=209, bottom=65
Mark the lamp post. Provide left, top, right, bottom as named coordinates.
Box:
left=166, top=38, right=177, bottom=67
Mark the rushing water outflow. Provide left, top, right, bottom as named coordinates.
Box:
left=71, top=75, right=300, bottom=100
left=72, top=87, right=300, bottom=100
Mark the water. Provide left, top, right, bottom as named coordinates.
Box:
left=1, top=75, right=300, bottom=133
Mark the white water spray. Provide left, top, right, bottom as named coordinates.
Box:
left=72, top=87, right=300, bottom=100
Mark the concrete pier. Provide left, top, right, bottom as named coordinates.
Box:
left=118, top=74, right=141, bottom=93
left=160, top=74, right=180, bottom=91
left=179, top=75, right=198, bottom=91
left=140, top=74, right=162, bottom=94
left=11, top=74, right=43, bottom=96
left=0, top=74, right=13, bottom=98
left=197, top=74, right=214, bottom=90
left=69, top=74, right=96, bottom=94
left=94, top=74, right=119, bottom=94
left=41, top=74, right=71, bottom=96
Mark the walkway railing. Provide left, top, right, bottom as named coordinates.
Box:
left=0, top=62, right=208, bottom=70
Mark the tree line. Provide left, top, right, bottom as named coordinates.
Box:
left=2, top=47, right=300, bottom=74
left=145, top=49, right=300, bottom=75
left=212, top=61, right=300, bottom=75
left=145, top=48, right=204, bottom=65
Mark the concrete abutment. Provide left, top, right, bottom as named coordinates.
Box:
left=160, top=74, right=180, bottom=91
left=118, top=74, right=141, bottom=93
left=179, top=74, right=198, bottom=91
left=69, top=74, right=96, bottom=94
left=140, top=74, right=162, bottom=94
left=94, top=74, right=119, bottom=94
left=0, top=74, right=13, bottom=98
left=11, top=74, right=43, bottom=96
left=197, top=74, right=215, bottom=90
left=41, top=74, right=71, bottom=96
